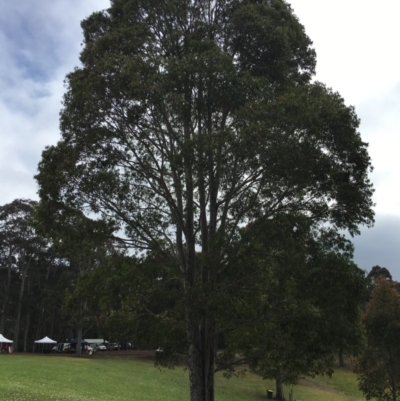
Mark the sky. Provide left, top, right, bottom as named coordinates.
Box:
left=0, top=0, right=399, bottom=278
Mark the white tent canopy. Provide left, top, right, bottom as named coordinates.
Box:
left=34, top=336, right=57, bottom=344
left=0, top=334, right=13, bottom=343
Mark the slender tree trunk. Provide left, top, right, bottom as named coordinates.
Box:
left=50, top=308, right=56, bottom=339
left=14, top=259, right=30, bottom=351
left=188, top=320, right=216, bottom=401
left=23, top=275, right=32, bottom=352
left=76, top=326, right=82, bottom=356
left=24, top=309, right=30, bottom=353
left=338, top=349, right=345, bottom=367
left=276, top=378, right=285, bottom=400
left=38, top=305, right=46, bottom=339
left=0, top=287, right=10, bottom=334
left=0, top=251, right=13, bottom=333
left=35, top=313, right=42, bottom=343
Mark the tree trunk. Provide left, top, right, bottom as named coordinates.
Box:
left=76, top=326, right=82, bottom=356
left=0, top=285, right=10, bottom=334
left=338, top=349, right=346, bottom=367
left=13, top=259, right=30, bottom=351
left=50, top=308, right=56, bottom=339
left=276, top=378, right=285, bottom=401
left=24, top=309, right=30, bottom=353
left=35, top=313, right=42, bottom=344
left=0, top=251, right=14, bottom=333
left=23, top=274, right=32, bottom=353
left=188, top=320, right=216, bottom=401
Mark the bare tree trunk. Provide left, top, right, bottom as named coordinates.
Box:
left=24, top=309, right=30, bottom=353
left=23, top=274, right=32, bottom=352
left=188, top=320, right=216, bottom=401
left=13, top=259, right=30, bottom=351
left=0, top=251, right=14, bottom=333
left=0, top=286, right=10, bottom=333
left=76, top=326, right=82, bottom=356
left=276, top=378, right=285, bottom=401
left=50, top=308, right=56, bottom=339
left=338, top=349, right=346, bottom=367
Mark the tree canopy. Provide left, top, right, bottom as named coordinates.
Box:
left=35, top=1, right=374, bottom=400
left=216, top=215, right=367, bottom=400
left=0, top=199, right=63, bottom=351
left=356, top=278, right=400, bottom=401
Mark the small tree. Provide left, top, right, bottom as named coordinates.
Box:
left=356, top=278, right=400, bottom=401
left=218, top=215, right=366, bottom=400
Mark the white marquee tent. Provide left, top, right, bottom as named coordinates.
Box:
left=34, top=336, right=57, bottom=344
left=34, top=336, right=57, bottom=353
left=0, top=334, right=13, bottom=353
left=0, top=334, right=12, bottom=343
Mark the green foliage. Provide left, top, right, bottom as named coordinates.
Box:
left=0, top=199, right=55, bottom=350
left=217, top=215, right=367, bottom=392
left=355, top=278, right=400, bottom=401
left=74, top=250, right=187, bottom=359
left=36, top=0, right=373, bottom=247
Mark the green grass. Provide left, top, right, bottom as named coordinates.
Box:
left=0, top=354, right=367, bottom=401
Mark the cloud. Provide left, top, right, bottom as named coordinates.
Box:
left=290, top=0, right=400, bottom=106
left=352, top=215, right=400, bottom=281
left=355, top=83, right=400, bottom=215
left=0, top=0, right=109, bottom=205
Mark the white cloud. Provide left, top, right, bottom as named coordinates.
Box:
left=289, top=0, right=400, bottom=277
left=0, top=0, right=109, bottom=205
left=290, top=0, right=400, bottom=105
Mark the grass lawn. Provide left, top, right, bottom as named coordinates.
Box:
left=0, top=353, right=367, bottom=401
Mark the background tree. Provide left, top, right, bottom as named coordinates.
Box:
left=364, top=265, right=394, bottom=304
left=35, top=255, right=70, bottom=343
left=0, top=199, right=51, bottom=351
left=367, top=265, right=392, bottom=282
left=35, top=210, right=117, bottom=355
left=355, top=278, right=400, bottom=401
left=75, top=248, right=187, bottom=357
left=0, top=199, right=122, bottom=351
left=35, top=1, right=374, bottom=400
left=0, top=202, right=19, bottom=335
left=217, top=215, right=366, bottom=400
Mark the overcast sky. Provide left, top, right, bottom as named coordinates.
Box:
left=1, top=1, right=399, bottom=278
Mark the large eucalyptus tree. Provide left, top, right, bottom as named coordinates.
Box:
left=36, top=1, right=374, bottom=400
